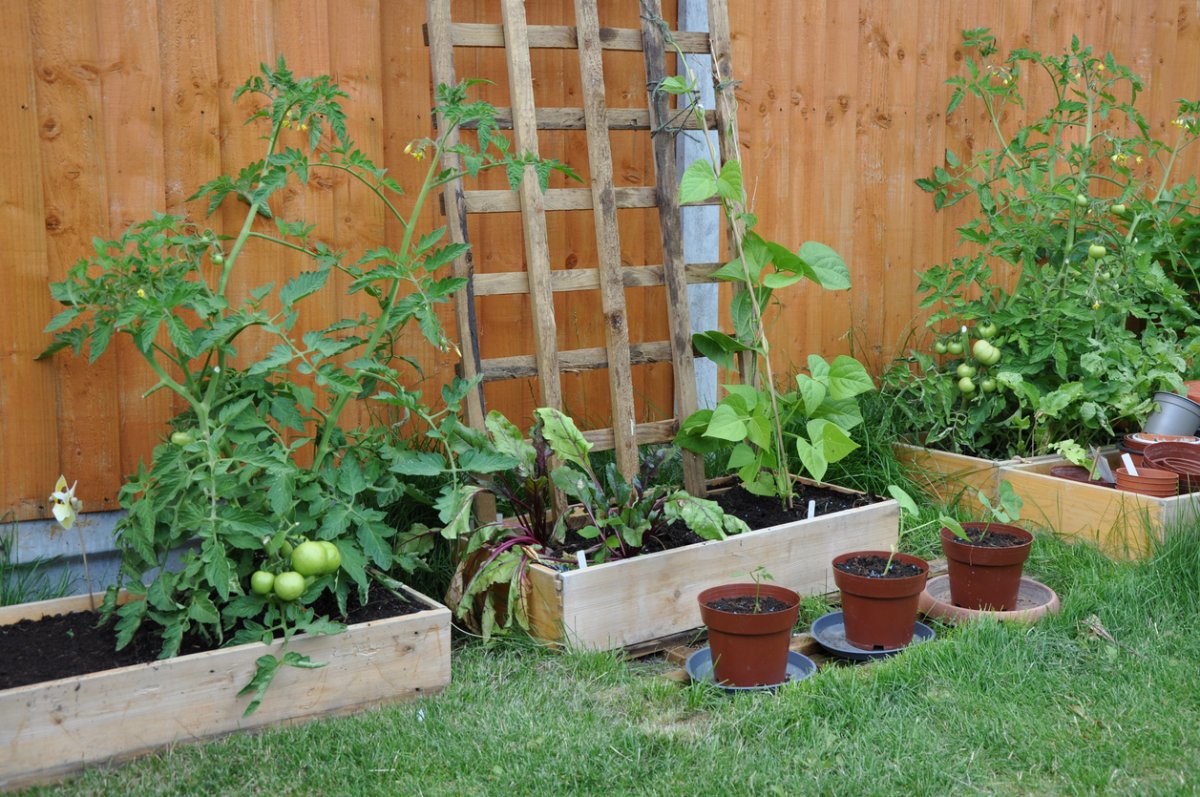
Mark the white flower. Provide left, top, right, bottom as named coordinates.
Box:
left=49, top=475, right=82, bottom=530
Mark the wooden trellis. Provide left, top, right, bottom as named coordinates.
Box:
left=424, top=0, right=739, bottom=501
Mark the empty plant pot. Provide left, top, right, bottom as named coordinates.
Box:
left=831, top=551, right=929, bottom=650
left=1143, top=442, right=1200, bottom=492
left=1049, top=465, right=1114, bottom=488
left=1114, top=466, right=1179, bottom=497
left=1142, top=391, right=1200, bottom=436
left=940, top=523, right=1033, bottom=611
left=697, top=583, right=801, bottom=687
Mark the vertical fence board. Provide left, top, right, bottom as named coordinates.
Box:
left=29, top=0, right=124, bottom=513
left=0, top=2, right=58, bottom=519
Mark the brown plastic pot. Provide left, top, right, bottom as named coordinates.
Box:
left=1049, top=465, right=1114, bottom=488
left=697, top=583, right=801, bottom=687
left=1114, top=466, right=1178, bottom=497
left=831, top=551, right=929, bottom=650
left=940, top=523, right=1033, bottom=611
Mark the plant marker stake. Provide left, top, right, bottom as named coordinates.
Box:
left=576, top=550, right=588, bottom=570
left=807, top=500, right=816, bottom=520
left=1122, top=452, right=1138, bottom=477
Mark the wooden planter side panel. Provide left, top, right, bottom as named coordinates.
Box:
left=894, top=444, right=1062, bottom=515
left=1001, top=454, right=1200, bottom=560
left=0, top=589, right=451, bottom=792
left=525, top=500, right=899, bottom=649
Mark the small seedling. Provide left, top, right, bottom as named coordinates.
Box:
left=746, top=565, right=775, bottom=613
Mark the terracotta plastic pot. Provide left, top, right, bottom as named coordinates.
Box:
left=1114, top=466, right=1178, bottom=497
left=940, top=523, right=1033, bottom=611
left=697, top=583, right=801, bottom=687
left=1049, top=465, right=1114, bottom=488
left=831, top=551, right=929, bottom=650
left=1142, top=442, right=1200, bottom=493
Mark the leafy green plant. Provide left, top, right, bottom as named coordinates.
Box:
left=746, top=565, right=775, bottom=613
left=40, top=58, right=573, bottom=710
left=439, top=408, right=748, bottom=640
left=943, top=480, right=1024, bottom=542
left=651, top=32, right=863, bottom=507
left=1, top=513, right=71, bottom=607
left=883, top=29, right=1200, bottom=459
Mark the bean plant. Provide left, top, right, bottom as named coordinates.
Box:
left=41, top=59, right=571, bottom=711
left=883, top=29, right=1200, bottom=458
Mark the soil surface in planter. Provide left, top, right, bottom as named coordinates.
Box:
left=0, top=586, right=425, bottom=690
left=834, top=554, right=923, bottom=579
left=714, top=483, right=880, bottom=532
left=705, top=595, right=792, bottom=614
left=551, top=482, right=881, bottom=562
left=954, top=527, right=1027, bottom=548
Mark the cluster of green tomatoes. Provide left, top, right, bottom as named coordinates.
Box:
left=932, top=321, right=1003, bottom=396
left=250, top=539, right=342, bottom=602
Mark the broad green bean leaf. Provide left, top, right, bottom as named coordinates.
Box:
left=827, top=355, right=875, bottom=399
left=795, top=374, right=827, bottom=416
left=679, top=159, right=718, bottom=204
left=797, top=241, right=851, bottom=290
left=705, top=403, right=749, bottom=441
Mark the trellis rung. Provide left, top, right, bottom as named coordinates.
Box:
left=472, top=262, right=722, bottom=296
left=582, top=419, right=678, bottom=450
left=451, top=107, right=716, bottom=131
left=426, top=21, right=710, bottom=53
left=480, top=341, right=672, bottom=381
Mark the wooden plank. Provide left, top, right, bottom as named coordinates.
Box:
left=641, top=0, right=706, bottom=497
left=581, top=419, right=679, bottom=450
left=0, top=585, right=451, bottom=793
left=425, top=0, right=495, bottom=520
left=0, top=2, right=58, bottom=520
left=452, top=105, right=716, bottom=131
left=473, top=262, right=722, bottom=296
left=1001, top=453, right=1199, bottom=560
left=29, top=0, right=125, bottom=513
left=571, top=0, right=638, bottom=480
left=439, top=21, right=710, bottom=53
left=894, top=442, right=1020, bottom=513
left=98, top=0, right=172, bottom=486
left=462, top=186, right=659, bottom=213
left=480, top=341, right=673, bottom=382
left=500, top=0, right=562, bottom=413
left=524, top=496, right=899, bottom=649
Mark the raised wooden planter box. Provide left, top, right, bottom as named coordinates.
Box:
left=1000, top=452, right=1200, bottom=559
left=894, top=443, right=1058, bottom=514
left=0, top=585, right=451, bottom=792
left=523, top=481, right=899, bottom=649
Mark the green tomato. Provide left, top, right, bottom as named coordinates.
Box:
left=972, top=339, right=1001, bottom=366
left=273, top=571, right=305, bottom=601
left=1075, top=193, right=1089, bottom=207
left=977, top=321, right=998, bottom=339
left=956, top=363, right=977, bottom=379
left=947, top=341, right=964, bottom=356
left=1098, top=270, right=1112, bottom=282
left=981, top=378, right=997, bottom=394
left=933, top=341, right=948, bottom=355
left=250, top=570, right=275, bottom=596
left=170, top=430, right=195, bottom=446
left=1111, top=203, right=1127, bottom=216
left=292, top=541, right=328, bottom=577
left=957, top=377, right=977, bottom=394
left=318, top=541, right=341, bottom=573
left=211, top=250, right=225, bottom=264
left=1088, top=243, right=1107, bottom=259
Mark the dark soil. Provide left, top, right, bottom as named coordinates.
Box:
left=957, top=527, right=1029, bottom=548
left=545, top=482, right=881, bottom=565
left=713, top=482, right=880, bottom=531
left=706, top=594, right=793, bottom=614
left=834, top=554, right=924, bottom=579
left=0, top=586, right=425, bottom=691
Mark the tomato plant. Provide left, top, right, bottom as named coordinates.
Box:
left=885, top=30, right=1200, bottom=457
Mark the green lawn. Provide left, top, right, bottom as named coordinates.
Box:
left=18, top=525, right=1200, bottom=797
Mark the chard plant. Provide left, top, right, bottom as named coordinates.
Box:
left=40, top=58, right=572, bottom=712
left=425, top=407, right=748, bottom=640
left=883, top=29, right=1200, bottom=459
left=653, top=29, right=867, bottom=508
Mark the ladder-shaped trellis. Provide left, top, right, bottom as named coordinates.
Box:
left=424, top=0, right=739, bottom=502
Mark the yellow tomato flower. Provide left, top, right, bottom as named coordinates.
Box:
left=49, top=476, right=82, bottom=530
left=136, top=288, right=146, bottom=298
left=1092, top=301, right=1101, bottom=310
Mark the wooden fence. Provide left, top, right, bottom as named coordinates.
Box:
left=3, top=0, right=1199, bottom=519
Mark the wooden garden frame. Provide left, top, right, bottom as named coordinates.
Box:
left=424, top=0, right=742, bottom=504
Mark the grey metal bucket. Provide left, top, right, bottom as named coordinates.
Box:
left=1143, top=391, right=1200, bottom=435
